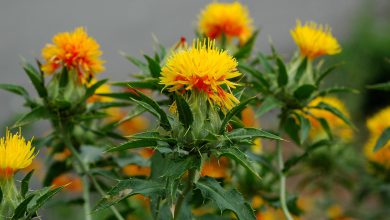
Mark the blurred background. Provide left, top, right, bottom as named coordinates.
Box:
left=0, top=0, right=389, bottom=127
left=1, top=1, right=390, bottom=219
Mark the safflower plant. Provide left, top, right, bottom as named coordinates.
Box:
left=0, top=1, right=388, bottom=220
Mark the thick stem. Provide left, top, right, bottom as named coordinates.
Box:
left=174, top=169, right=196, bottom=220
left=59, top=122, right=124, bottom=220
left=277, top=140, right=293, bottom=220
left=81, top=175, right=92, bottom=220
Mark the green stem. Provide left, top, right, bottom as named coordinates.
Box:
left=81, top=175, right=92, bottom=220
left=0, top=177, right=20, bottom=219
left=59, top=122, right=125, bottom=220
left=277, top=140, right=293, bottom=220
left=174, top=169, right=196, bottom=220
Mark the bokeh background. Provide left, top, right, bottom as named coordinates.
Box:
left=1, top=1, right=390, bottom=219
left=1, top=0, right=389, bottom=127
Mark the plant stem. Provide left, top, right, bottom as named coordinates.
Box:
left=277, top=140, right=293, bottom=220
left=82, top=175, right=92, bottom=220
left=174, top=168, right=196, bottom=220
left=59, top=122, right=125, bottom=220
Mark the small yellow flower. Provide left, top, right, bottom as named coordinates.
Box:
left=291, top=20, right=341, bottom=59
left=41, top=27, right=105, bottom=82
left=305, top=97, right=352, bottom=141
left=364, top=107, right=390, bottom=169
left=0, top=129, right=37, bottom=178
left=160, top=39, right=241, bottom=110
left=198, top=2, right=253, bottom=44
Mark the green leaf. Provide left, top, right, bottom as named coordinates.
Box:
left=144, top=55, right=161, bottom=78
left=23, top=63, right=47, bottom=97
left=121, top=52, right=149, bottom=73
left=59, top=67, right=69, bottom=88
left=227, top=128, right=282, bottom=141
left=213, top=147, right=261, bottom=180
left=219, top=97, right=256, bottom=134
left=174, top=94, right=193, bottom=129
left=257, top=52, right=274, bottom=73
left=0, top=84, right=29, bottom=99
left=317, top=87, right=359, bottom=96
left=27, top=186, right=65, bottom=217
left=255, top=96, right=282, bottom=117
left=315, top=63, right=341, bottom=85
left=294, top=84, right=316, bottom=100
left=12, top=194, right=35, bottom=220
left=276, top=57, right=288, bottom=86
left=367, top=82, right=390, bottom=91
left=107, top=139, right=157, bottom=152
left=374, top=127, right=390, bottom=152
left=21, top=170, right=34, bottom=198
left=161, top=157, right=194, bottom=179
left=13, top=106, right=48, bottom=128
left=196, top=177, right=256, bottom=220
left=97, top=92, right=134, bottom=101
left=234, top=31, right=258, bottom=60
left=112, top=79, right=160, bottom=90
left=94, top=179, right=165, bottom=212
left=314, top=102, right=355, bottom=130
left=116, top=105, right=147, bottom=125
left=128, top=87, right=171, bottom=130
left=283, top=116, right=300, bottom=144
left=87, top=102, right=131, bottom=112
left=84, top=79, right=108, bottom=100
left=238, top=63, right=269, bottom=89
left=130, top=131, right=175, bottom=143
left=295, top=113, right=311, bottom=144
left=316, top=117, right=333, bottom=140
left=294, top=57, right=308, bottom=82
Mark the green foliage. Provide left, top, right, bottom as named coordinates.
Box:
left=196, top=177, right=256, bottom=220
left=213, top=147, right=261, bottom=180
left=374, top=127, right=390, bottom=152
left=234, top=31, right=259, bottom=60
left=94, top=179, right=165, bottom=212
left=174, top=93, right=194, bottom=129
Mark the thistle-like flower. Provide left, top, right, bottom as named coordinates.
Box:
left=0, top=129, right=37, bottom=179
left=291, top=20, right=341, bottom=59
left=160, top=39, right=241, bottom=110
left=198, top=2, right=253, bottom=44
left=41, top=27, right=105, bottom=82
left=364, top=107, right=390, bottom=169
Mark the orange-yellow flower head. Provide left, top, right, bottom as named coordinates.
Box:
left=41, top=27, right=105, bottom=82
left=364, top=107, right=390, bottom=169
left=198, top=2, right=253, bottom=44
left=305, top=97, right=352, bottom=141
left=200, top=156, right=229, bottom=179
left=291, top=20, right=341, bottom=59
left=160, top=39, right=241, bottom=110
left=0, top=129, right=37, bottom=178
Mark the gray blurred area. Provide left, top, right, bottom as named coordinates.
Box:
left=0, top=0, right=386, bottom=127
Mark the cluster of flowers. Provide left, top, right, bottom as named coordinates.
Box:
left=1, top=1, right=388, bottom=220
